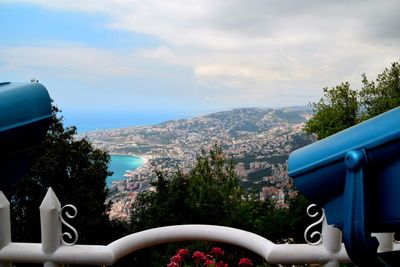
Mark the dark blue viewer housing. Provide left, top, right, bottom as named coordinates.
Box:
left=288, top=107, right=400, bottom=266
left=0, top=82, right=52, bottom=188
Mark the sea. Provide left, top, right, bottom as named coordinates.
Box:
left=62, top=109, right=205, bottom=187
left=63, top=109, right=201, bottom=133
left=107, top=155, right=145, bottom=187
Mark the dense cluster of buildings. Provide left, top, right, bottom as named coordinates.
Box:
left=84, top=107, right=313, bottom=220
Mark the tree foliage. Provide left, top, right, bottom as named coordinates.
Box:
left=305, top=61, right=400, bottom=139
left=130, top=145, right=245, bottom=231
left=3, top=106, right=123, bottom=244
left=304, top=82, right=358, bottom=140
left=360, top=62, right=400, bottom=120
left=128, top=145, right=311, bottom=266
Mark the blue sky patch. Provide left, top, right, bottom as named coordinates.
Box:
left=0, top=3, right=160, bottom=49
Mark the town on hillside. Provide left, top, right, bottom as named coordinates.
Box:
left=82, top=107, right=314, bottom=220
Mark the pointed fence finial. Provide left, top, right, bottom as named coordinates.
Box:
left=0, top=191, right=11, bottom=249
left=40, top=187, right=62, bottom=254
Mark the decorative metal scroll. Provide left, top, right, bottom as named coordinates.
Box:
left=304, top=204, right=324, bottom=245
left=61, top=204, right=79, bottom=245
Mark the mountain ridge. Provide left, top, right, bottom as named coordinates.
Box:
left=84, top=106, right=314, bottom=219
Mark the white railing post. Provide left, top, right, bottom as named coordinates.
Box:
left=0, top=192, right=11, bottom=267
left=39, top=188, right=62, bottom=267
left=303, top=204, right=348, bottom=266
left=321, top=217, right=342, bottom=267
left=372, top=233, right=394, bottom=253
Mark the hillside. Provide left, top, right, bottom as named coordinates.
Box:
left=83, top=106, right=314, bottom=219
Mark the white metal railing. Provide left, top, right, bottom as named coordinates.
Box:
left=0, top=188, right=398, bottom=267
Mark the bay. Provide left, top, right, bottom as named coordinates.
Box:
left=107, top=155, right=145, bottom=187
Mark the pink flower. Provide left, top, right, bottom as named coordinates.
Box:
left=205, top=258, right=215, bottom=266
left=167, top=261, right=178, bottom=267
left=238, top=258, right=253, bottom=267
left=177, top=248, right=189, bottom=258
left=192, top=251, right=206, bottom=265
left=210, top=247, right=225, bottom=258
left=170, top=255, right=182, bottom=264
left=216, top=260, right=228, bottom=267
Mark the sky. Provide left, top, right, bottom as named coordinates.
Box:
left=1, top=1, right=399, bottom=129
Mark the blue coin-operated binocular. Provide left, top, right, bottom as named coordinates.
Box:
left=289, top=107, right=400, bottom=266
left=0, top=82, right=52, bottom=188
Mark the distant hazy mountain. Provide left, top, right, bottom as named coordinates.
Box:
left=156, top=106, right=310, bottom=139
left=85, top=105, right=313, bottom=162
left=86, top=106, right=314, bottom=207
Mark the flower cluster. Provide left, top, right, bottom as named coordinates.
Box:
left=238, top=257, right=253, bottom=267
left=166, top=247, right=253, bottom=267
left=167, top=249, right=189, bottom=267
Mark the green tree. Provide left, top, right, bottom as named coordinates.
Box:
left=360, top=62, right=400, bottom=120
left=128, top=146, right=250, bottom=266
left=130, top=145, right=244, bottom=231
left=305, top=61, right=400, bottom=139
left=304, top=82, right=358, bottom=140
left=128, top=145, right=308, bottom=266
left=4, top=106, right=123, bottom=245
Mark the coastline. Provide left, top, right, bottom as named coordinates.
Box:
left=109, top=153, right=149, bottom=166
left=107, top=154, right=150, bottom=187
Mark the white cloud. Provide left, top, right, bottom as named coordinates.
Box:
left=0, top=44, right=143, bottom=79
left=2, top=0, right=400, bottom=107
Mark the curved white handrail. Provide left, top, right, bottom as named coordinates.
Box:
left=107, top=224, right=350, bottom=265
left=108, top=224, right=275, bottom=261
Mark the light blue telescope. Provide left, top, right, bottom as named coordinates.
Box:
left=0, top=82, right=52, bottom=188
left=288, top=107, right=400, bottom=266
